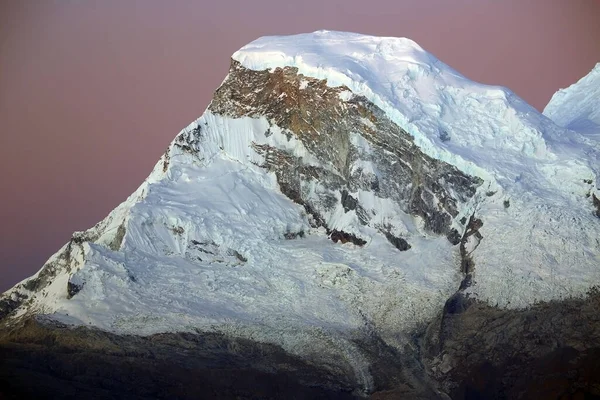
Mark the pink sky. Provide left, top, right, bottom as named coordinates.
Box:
left=0, top=0, right=599, bottom=291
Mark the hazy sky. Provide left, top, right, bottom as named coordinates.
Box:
left=0, top=0, right=599, bottom=291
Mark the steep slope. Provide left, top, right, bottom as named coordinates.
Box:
left=1, top=31, right=600, bottom=398
left=543, top=62, right=600, bottom=219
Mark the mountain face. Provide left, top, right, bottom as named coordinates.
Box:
left=2, top=31, right=600, bottom=399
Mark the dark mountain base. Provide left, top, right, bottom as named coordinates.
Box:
left=0, top=319, right=359, bottom=400
left=2, top=290, right=600, bottom=400
left=450, top=347, right=600, bottom=400
left=423, top=290, right=600, bottom=400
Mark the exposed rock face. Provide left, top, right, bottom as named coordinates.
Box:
left=0, top=295, right=23, bottom=321
left=66, top=281, right=83, bottom=299
left=211, top=60, right=482, bottom=246
left=21, top=238, right=83, bottom=294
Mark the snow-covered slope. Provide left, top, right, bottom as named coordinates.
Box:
left=544, top=63, right=600, bottom=137
left=2, top=32, right=599, bottom=379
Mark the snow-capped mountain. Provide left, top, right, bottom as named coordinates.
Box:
left=1, top=31, right=599, bottom=398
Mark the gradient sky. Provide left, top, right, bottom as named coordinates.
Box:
left=1, top=1, right=599, bottom=291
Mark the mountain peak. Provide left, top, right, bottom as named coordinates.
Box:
left=3, top=29, right=598, bottom=329
left=1, top=31, right=600, bottom=398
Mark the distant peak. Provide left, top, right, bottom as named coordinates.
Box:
left=543, top=62, right=600, bottom=132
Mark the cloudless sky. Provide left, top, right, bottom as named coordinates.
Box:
left=0, top=0, right=599, bottom=291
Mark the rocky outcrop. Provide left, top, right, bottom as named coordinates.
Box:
left=382, top=231, right=411, bottom=252
left=210, top=60, right=483, bottom=247
left=66, top=281, right=83, bottom=299
left=20, top=239, right=80, bottom=294
left=593, top=193, right=600, bottom=218
left=330, top=229, right=367, bottom=246
left=0, top=295, right=24, bottom=321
